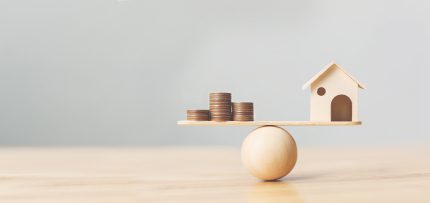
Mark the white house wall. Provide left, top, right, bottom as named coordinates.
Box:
left=310, top=67, right=359, bottom=121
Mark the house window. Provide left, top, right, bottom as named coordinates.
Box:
left=317, top=87, right=326, bottom=96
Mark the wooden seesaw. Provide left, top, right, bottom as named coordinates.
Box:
left=177, top=61, right=365, bottom=181
left=177, top=120, right=361, bottom=180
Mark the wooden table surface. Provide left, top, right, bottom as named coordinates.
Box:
left=0, top=147, right=428, bottom=203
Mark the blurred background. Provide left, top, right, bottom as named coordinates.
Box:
left=0, top=0, right=428, bottom=146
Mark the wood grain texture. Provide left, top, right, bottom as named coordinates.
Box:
left=242, top=126, right=297, bottom=180
left=0, top=147, right=428, bottom=203
left=177, top=120, right=362, bottom=126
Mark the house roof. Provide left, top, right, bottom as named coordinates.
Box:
left=302, top=61, right=366, bottom=90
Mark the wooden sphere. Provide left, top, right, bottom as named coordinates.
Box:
left=241, top=126, right=297, bottom=181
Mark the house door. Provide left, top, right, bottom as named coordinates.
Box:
left=331, top=95, right=352, bottom=121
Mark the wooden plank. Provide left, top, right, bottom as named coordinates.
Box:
left=177, top=120, right=362, bottom=126
left=0, top=147, right=427, bottom=203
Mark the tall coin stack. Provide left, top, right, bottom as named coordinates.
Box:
left=232, top=102, right=254, bottom=121
left=209, top=92, right=232, bottom=122
left=187, top=110, right=210, bottom=121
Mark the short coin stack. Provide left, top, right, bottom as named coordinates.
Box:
left=232, top=102, right=254, bottom=121
left=209, top=93, right=232, bottom=122
left=186, top=110, right=210, bottom=121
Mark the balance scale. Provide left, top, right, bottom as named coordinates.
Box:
left=177, top=61, right=365, bottom=180
left=177, top=120, right=361, bottom=180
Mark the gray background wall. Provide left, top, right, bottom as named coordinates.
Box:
left=0, top=0, right=428, bottom=146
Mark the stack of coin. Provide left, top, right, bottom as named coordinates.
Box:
left=187, top=110, right=210, bottom=121
left=209, top=92, right=232, bottom=122
left=232, top=102, right=254, bottom=121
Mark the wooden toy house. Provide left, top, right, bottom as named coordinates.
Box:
left=303, top=61, right=366, bottom=122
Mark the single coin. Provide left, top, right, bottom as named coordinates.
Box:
left=187, top=110, right=209, bottom=115
left=211, top=116, right=230, bottom=118
left=210, top=104, right=232, bottom=107
left=187, top=115, right=210, bottom=117
left=210, top=104, right=231, bottom=106
left=210, top=95, right=231, bottom=98
left=232, top=110, right=253, bottom=112
left=210, top=97, right=231, bottom=99
left=233, top=111, right=254, bottom=113
left=211, top=119, right=231, bottom=122
left=210, top=107, right=231, bottom=109
left=209, top=97, right=231, bottom=100
left=232, top=105, right=253, bottom=108
left=210, top=98, right=231, bottom=101
left=187, top=117, right=209, bottom=121
left=210, top=112, right=231, bottom=115
left=209, top=99, right=231, bottom=104
left=210, top=92, right=231, bottom=96
left=210, top=109, right=231, bottom=112
left=232, top=107, right=253, bottom=109
left=210, top=112, right=231, bottom=114
left=233, top=117, right=254, bottom=121
left=232, top=106, right=253, bottom=108
left=209, top=102, right=231, bottom=104
left=232, top=102, right=253, bottom=105
left=210, top=92, right=231, bottom=94
left=233, top=115, right=254, bottom=118
left=187, top=109, right=209, bottom=112
left=233, top=109, right=253, bottom=112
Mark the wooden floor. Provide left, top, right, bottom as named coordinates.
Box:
left=0, top=147, right=428, bottom=203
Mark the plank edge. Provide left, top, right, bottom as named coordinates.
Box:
left=177, top=120, right=362, bottom=126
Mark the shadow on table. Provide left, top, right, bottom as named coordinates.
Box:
left=247, top=181, right=304, bottom=203
left=282, top=172, right=328, bottom=181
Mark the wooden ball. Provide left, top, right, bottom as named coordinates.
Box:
left=241, top=126, right=297, bottom=181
